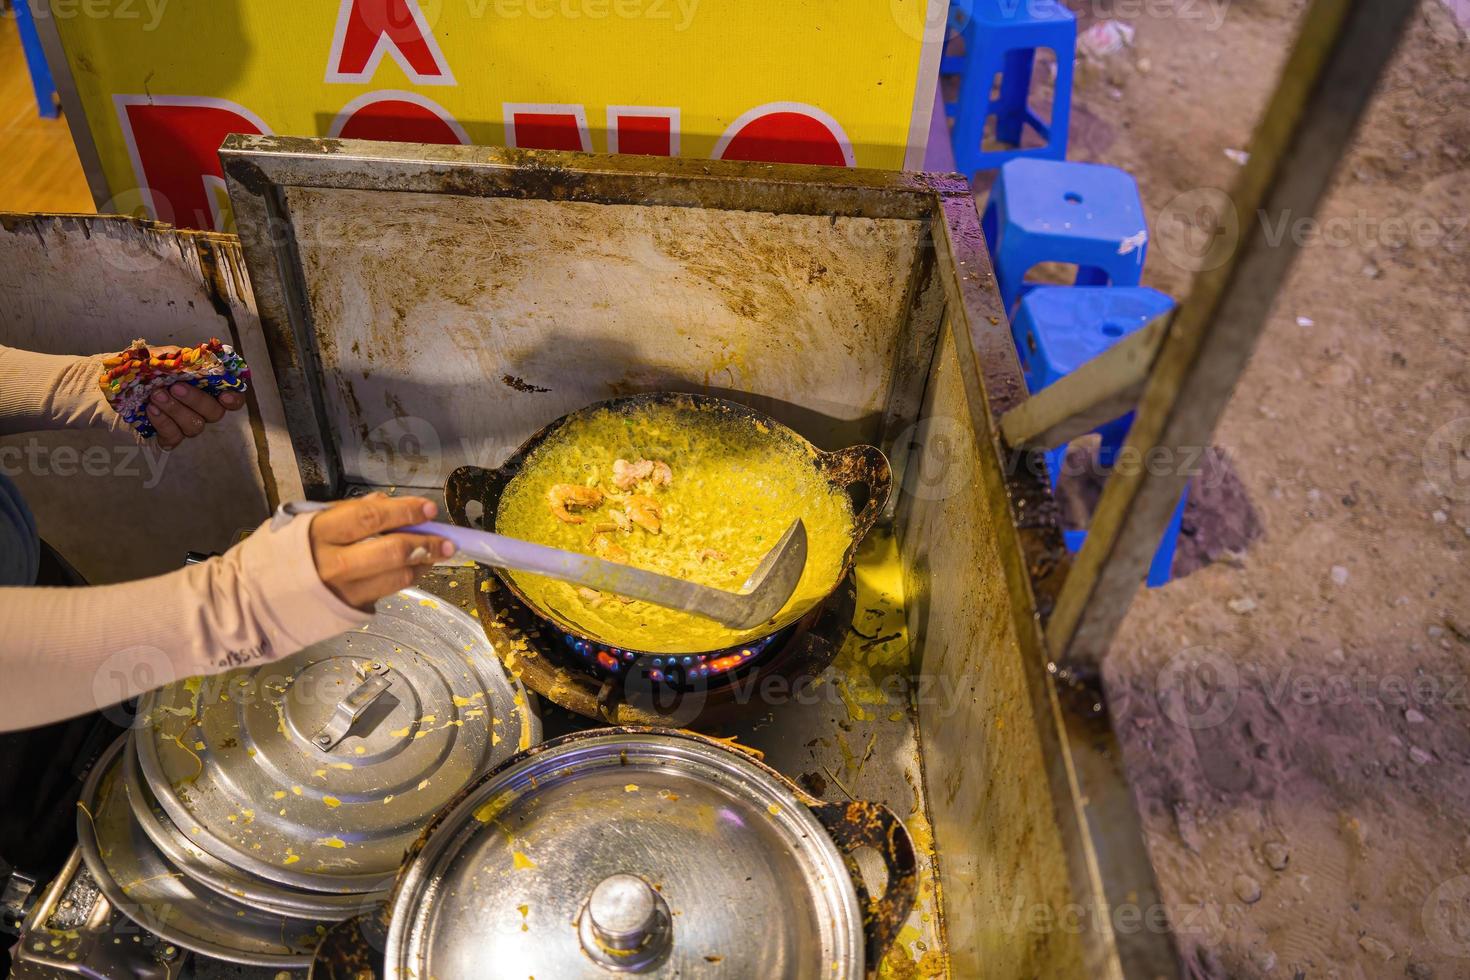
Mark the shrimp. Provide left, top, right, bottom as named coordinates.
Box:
left=626, top=494, right=662, bottom=534
left=590, top=532, right=630, bottom=563
left=650, top=460, right=673, bottom=487
left=547, top=484, right=603, bottom=524
left=609, top=510, right=633, bottom=532
left=698, top=548, right=728, bottom=563
left=612, top=458, right=654, bottom=490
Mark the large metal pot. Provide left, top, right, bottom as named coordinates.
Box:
left=311, top=727, right=918, bottom=979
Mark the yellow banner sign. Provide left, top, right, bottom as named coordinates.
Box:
left=41, top=0, right=946, bottom=229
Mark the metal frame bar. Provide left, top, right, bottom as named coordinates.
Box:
left=999, top=311, right=1171, bottom=450
left=930, top=195, right=1180, bottom=979
left=24, top=0, right=111, bottom=209
left=1042, top=0, right=1418, bottom=673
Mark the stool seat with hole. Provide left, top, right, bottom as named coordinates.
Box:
left=1013, top=286, right=1186, bottom=587
left=983, top=158, right=1149, bottom=314
left=942, top=0, right=1075, bottom=176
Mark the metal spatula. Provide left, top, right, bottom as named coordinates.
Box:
left=274, top=501, right=808, bottom=631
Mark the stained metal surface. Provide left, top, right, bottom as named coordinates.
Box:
left=221, top=136, right=954, bottom=499
left=134, top=587, right=539, bottom=895
left=383, top=729, right=907, bottom=980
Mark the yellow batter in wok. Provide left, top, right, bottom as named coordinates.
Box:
left=495, top=403, right=857, bottom=653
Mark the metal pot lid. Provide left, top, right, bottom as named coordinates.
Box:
left=78, top=738, right=323, bottom=968
left=135, top=587, right=540, bottom=894
left=121, top=738, right=376, bottom=920
left=385, top=729, right=864, bottom=979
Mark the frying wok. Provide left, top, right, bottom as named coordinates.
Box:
left=446, top=392, right=890, bottom=657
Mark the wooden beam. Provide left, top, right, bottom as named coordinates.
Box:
left=998, top=311, right=1170, bottom=450
left=1046, top=0, right=1418, bottom=672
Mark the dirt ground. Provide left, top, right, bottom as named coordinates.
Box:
left=1058, top=0, right=1470, bottom=976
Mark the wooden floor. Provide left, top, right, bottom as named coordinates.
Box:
left=0, top=12, right=93, bottom=214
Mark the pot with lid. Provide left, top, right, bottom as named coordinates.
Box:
left=78, top=586, right=541, bottom=968
left=313, top=727, right=918, bottom=979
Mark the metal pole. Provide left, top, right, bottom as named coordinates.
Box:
left=1045, top=0, right=1419, bottom=672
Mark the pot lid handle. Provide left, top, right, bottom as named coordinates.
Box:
left=313, top=662, right=392, bottom=751
left=577, top=873, right=672, bottom=972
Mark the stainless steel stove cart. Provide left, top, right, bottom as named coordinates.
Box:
left=219, top=134, right=1172, bottom=979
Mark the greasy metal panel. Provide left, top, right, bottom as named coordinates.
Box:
left=219, top=137, right=1181, bottom=977
left=0, top=215, right=301, bottom=583
left=284, top=186, right=924, bottom=485
left=899, top=317, right=1084, bottom=979
left=928, top=189, right=1178, bottom=979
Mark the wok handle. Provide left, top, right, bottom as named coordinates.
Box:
left=807, top=798, right=919, bottom=968
left=818, top=445, right=893, bottom=539
left=446, top=464, right=497, bottom=529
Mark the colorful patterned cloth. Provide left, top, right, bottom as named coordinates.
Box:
left=98, top=338, right=250, bottom=438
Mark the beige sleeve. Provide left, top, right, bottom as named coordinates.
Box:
left=0, top=344, right=135, bottom=439
left=0, top=512, right=369, bottom=733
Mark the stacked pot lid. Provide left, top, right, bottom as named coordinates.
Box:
left=78, top=587, right=540, bottom=967
left=385, top=729, right=868, bottom=979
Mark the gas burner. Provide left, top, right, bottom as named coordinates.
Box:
left=472, top=568, right=856, bottom=728
left=559, top=628, right=793, bottom=688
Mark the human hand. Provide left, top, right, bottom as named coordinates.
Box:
left=308, top=494, right=455, bottom=610
left=142, top=346, right=246, bottom=450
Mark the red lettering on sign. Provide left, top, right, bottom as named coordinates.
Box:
left=504, top=104, right=590, bottom=152
left=714, top=103, right=854, bottom=168
left=607, top=107, right=679, bottom=157
left=326, top=0, right=454, bottom=85
left=115, top=96, right=270, bottom=231
left=329, top=91, right=469, bottom=145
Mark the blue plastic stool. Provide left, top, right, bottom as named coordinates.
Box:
left=14, top=0, right=60, bottom=119
left=983, top=158, right=1149, bottom=314
left=1014, top=286, right=1186, bottom=587
left=941, top=0, right=1074, bottom=177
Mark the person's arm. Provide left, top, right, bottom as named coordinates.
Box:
left=0, top=495, right=454, bottom=733
left=0, top=343, right=244, bottom=447
left=0, top=345, right=125, bottom=438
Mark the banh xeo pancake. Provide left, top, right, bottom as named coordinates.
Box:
left=494, top=402, right=857, bottom=654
